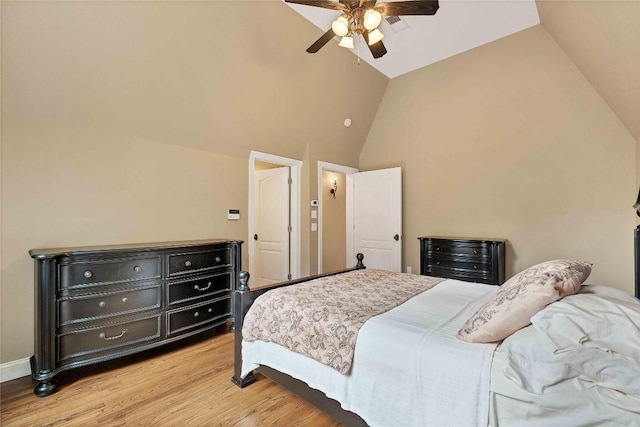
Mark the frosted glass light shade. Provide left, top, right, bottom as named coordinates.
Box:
left=367, top=28, right=384, bottom=45
left=363, top=9, right=382, bottom=30
left=331, top=16, right=349, bottom=37
left=338, top=36, right=354, bottom=49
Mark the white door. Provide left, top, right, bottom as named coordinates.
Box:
left=347, top=167, right=402, bottom=272
left=254, top=167, right=290, bottom=286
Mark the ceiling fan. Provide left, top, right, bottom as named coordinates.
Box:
left=284, top=0, right=439, bottom=59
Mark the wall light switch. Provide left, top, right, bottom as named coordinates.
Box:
left=311, top=210, right=317, bottom=219
left=311, top=223, right=317, bottom=232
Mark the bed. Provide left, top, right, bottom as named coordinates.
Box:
left=231, top=254, right=640, bottom=426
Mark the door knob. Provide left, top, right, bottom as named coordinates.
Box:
left=393, top=234, right=400, bottom=241
left=254, top=234, right=258, bottom=241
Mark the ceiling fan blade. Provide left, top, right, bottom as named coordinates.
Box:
left=362, top=31, right=387, bottom=58
left=368, top=40, right=387, bottom=58
left=306, top=28, right=337, bottom=53
left=284, top=0, right=348, bottom=12
left=374, top=0, right=439, bottom=16
left=360, top=0, right=377, bottom=8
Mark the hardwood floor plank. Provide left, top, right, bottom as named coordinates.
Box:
left=0, top=331, right=342, bottom=427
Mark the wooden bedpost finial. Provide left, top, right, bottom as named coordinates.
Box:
left=238, top=271, right=250, bottom=291
left=356, top=253, right=365, bottom=269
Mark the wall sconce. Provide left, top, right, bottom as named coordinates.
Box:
left=329, top=180, right=338, bottom=199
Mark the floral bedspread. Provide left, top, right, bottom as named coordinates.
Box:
left=242, top=269, right=445, bottom=374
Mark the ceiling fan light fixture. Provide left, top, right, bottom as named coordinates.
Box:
left=331, top=16, right=349, bottom=37
left=363, top=9, right=382, bottom=31
left=338, top=35, right=354, bottom=49
left=367, top=28, right=384, bottom=45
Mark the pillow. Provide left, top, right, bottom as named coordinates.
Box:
left=457, top=259, right=592, bottom=343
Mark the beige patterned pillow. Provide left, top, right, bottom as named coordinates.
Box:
left=457, top=260, right=592, bottom=343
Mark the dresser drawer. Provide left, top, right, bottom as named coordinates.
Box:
left=424, top=266, right=492, bottom=283
left=426, top=258, right=491, bottom=273
left=59, top=286, right=161, bottom=326
left=168, top=249, right=230, bottom=276
left=425, top=241, right=489, bottom=260
left=60, top=256, right=162, bottom=289
left=168, top=272, right=232, bottom=305
left=167, top=298, right=231, bottom=336
left=59, top=315, right=161, bottom=362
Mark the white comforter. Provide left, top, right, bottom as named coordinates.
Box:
left=242, top=279, right=498, bottom=427
left=489, top=285, right=640, bottom=426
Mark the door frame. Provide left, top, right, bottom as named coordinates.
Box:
left=249, top=151, right=302, bottom=281
left=317, top=161, right=359, bottom=274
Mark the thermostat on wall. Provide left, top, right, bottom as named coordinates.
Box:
left=228, top=209, right=240, bottom=220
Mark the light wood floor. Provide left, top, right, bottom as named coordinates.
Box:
left=0, top=329, right=342, bottom=426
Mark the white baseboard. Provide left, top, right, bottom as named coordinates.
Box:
left=0, top=358, right=31, bottom=382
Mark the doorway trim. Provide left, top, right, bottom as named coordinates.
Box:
left=249, top=151, right=302, bottom=281
left=317, top=161, right=359, bottom=274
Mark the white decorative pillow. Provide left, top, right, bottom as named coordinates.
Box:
left=457, top=259, right=592, bottom=343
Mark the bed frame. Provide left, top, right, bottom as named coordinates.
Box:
left=231, top=253, right=368, bottom=426
left=232, top=234, right=640, bottom=425
left=635, top=225, right=640, bottom=298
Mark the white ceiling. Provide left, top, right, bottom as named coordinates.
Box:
left=285, top=0, right=541, bottom=79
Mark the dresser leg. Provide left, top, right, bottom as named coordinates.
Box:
left=33, top=379, right=58, bottom=397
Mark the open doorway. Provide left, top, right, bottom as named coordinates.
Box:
left=317, top=161, right=358, bottom=274
left=249, top=151, right=302, bottom=286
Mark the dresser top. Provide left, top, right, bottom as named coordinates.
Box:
left=418, top=236, right=507, bottom=243
left=30, top=238, right=243, bottom=260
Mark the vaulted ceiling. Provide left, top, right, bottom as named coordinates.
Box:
left=285, top=0, right=540, bottom=78
left=287, top=0, right=640, bottom=142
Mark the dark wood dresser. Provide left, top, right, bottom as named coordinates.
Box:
left=418, top=236, right=506, bottom=285
left=29, top=239, right=242, bottom=397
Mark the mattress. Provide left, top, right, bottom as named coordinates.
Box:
left=241, top=281, right=640, bottom=426
left=242, top=279, right=498, bottom=426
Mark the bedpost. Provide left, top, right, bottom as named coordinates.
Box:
left=231, top=271, right=256, bottom=388
left=355, top=253, right=365, bottom=270
left=633, top=227, right=640, bottom=298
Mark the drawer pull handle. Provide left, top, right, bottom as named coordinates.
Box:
left=134, top=266, right=142, bottom=273
left=436, top=247, right=440, bottom=251
left=99, top=329, right=128, bottom=341
left=83, top=270, right=93, bottom=279
left=122, top=297, right=128, bottom=303
left=208, top=308, right=213, bottom=313
left=436, top=261, right=441, bottom=265
left=185, top=261, right=192, bottom=267
left=473, top=250, right=478, bottom=254
left=215, top=256, right=222, bottom=263
left=194, top=311, right=199, bottom=317
left=473, top=265, right=479, bottom=270
left=99, top=301, right=106, bottom=308
left=194, top=282, right=212, bottom=291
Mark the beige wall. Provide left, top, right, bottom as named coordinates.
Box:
left=322, top=171, right=347, bottom=272
left=537, top=0, right=640, bottom=143
left=536, top=0, right=640, bottom=190
left=360, top=25, right=636, bottom=293
left=0, top=1, right=387, bottom=364
left=1, top=120, right=249, bottom=361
